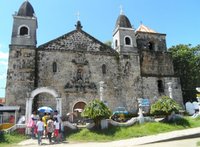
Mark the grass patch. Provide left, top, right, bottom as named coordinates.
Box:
left=66, top=116, right=200, bottom=142
left=67, top=122, right=178, bottom=142
left=0, top=132, right=28, bottom=147
left=197, top=141, right=200, bottom=147
left=1, top=116, right=200, bottom=146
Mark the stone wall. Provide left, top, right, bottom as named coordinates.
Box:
left=142, top=76, right=183, bottom=107
left=140, top=51, right=174, bottom=76
left=136, top=32, right=167, bottom=52
left=36, top=50, right=121, bottom=115
left=6, top=45, right=36, bottom=114
left=36, top=48, right=144, bottom=115
left=6, top=25, right=183, bottom=116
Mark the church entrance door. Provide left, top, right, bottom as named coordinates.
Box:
left=25, top=87, right=62, bottom=127
left=73, top=101, right=86, bottom=124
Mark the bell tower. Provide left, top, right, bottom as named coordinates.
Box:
left=5, top=0, right=37, bottom=114
left=113, top=10, right=137, bottom=54
left=11, top=0, right=37, bottom=46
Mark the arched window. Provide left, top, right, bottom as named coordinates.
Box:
left=102, top=64, right=106, bottom=75
left=19, top=26, right=28, bottom=36
left=125, top=36, right=131, bottom=45
left=52, top=62, right=57, bottom=73
left=148, top=42, right=154, bottom=51
left=115, top=40, right=118, bottom=48
left=157, top=80, right=164, bottom=93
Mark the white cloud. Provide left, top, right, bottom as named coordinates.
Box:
left=0, top=51, right=8, bottom=59
left=0, top=73, right=6, bottom=80
left=0, top=61, right=8, bottom=66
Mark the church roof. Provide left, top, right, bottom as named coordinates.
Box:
left=17, top=0, right=35, bottom=17
left=115, top=14, right=132, bottom=28
left=136, top=24, right=156, bottom=33
left=38, top=26, right=117, bottom=55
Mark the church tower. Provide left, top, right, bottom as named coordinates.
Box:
left=11, top=0, right=37, bottom=46
left=5, top=0, right=37, bottom=114
left=112, top=9, right=142, bottom=110
left=113, top=11, right=137, bottom=54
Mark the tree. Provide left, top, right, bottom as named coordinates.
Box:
left=150, top=96, right=181, bottom=121
left=168, top=44, right=200, bottom=103
left=81, top=99, right=111, bottom=129
left=104, top=41, right=112, bottom=47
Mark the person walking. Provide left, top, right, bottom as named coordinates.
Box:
left=53, top=110, right=61, bottom=123
left=36, top=117, right=44, bottom=145
left=47, top=117, right=54, bottom=144
left=42, top=113, right=50, bottom=138
left=31, top=111, right=38, bottom=139
left=53, top=110, right=64, bottom=141
left=54, top=117, right=61, bottom=143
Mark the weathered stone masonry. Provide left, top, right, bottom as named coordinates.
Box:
left=5, top=1, right=183, bottom=115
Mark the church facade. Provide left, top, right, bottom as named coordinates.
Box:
left=5, top=1, right=183, bottom=115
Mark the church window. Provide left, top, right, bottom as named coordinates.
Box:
left=52, top=62, right=57, bottom=73
left=148, top=42, right=154, bottom=51
left=19, top=26, right=29, bottom=36
left=157, top=80, right=164, bottom=93
left=102, top=64, right=106, bottom=75
left=124, top=36, right=132, bottom=46
left=115, top=40, right=118, bottom=48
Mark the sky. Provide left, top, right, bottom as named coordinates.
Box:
left=0, top=0, right=200, bottom=98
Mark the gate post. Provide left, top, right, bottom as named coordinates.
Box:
left=56, top=97, right=62, bottom=116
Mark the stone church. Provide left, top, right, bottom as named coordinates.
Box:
left=5, top=1, right=183, bottom=116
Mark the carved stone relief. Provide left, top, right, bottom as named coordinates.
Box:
left=65, top=53, right=97, bottom=93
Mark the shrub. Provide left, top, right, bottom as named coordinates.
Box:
left=82, top=99, right=111, bottom=129
left=150, top=96, right=181, bottom=117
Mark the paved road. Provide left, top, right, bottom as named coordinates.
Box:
left=134, top=137, right=200, bottom=147
left=16, top=136, right=200, bottom=147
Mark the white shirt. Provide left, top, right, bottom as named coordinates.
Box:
left=53, top=114, right=62, bottom=123
left=36, top=120, right=44, bottom=131
left=31, top=114, right=38, bottom=123
left=54, top=121, right=60, bottom=130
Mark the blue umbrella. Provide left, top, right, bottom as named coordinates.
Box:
left=38, top=106, right=53, bottom=113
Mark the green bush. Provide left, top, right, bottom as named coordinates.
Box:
left=150, top=96, right=181, bottom=116
left=82, top=99, right=111, bottom=129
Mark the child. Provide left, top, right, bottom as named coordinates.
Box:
left=47, top=117, right=54, bottom=144
left=54, top=117, right=61, bottom=143
left=36, top=117, right=44, bottom=145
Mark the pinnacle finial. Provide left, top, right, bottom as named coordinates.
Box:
left=76, top=11, right=80, bottom=21
left=75, top=11, right=82, bottom=30
left=120, top=5, right=124, bottom=15
left=75, top=20, right=83, bottom=30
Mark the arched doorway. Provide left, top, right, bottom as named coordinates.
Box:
left=25, top=87, right=62, bottom=125
left=73, top=101, right=86, bottom=124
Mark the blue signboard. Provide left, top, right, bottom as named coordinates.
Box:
left=141, top=98, right=150, bottom=106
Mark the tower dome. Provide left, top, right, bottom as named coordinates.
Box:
left=17, top=1, right=35, bottom=17
left=115, top=14, right=132, bottom=28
